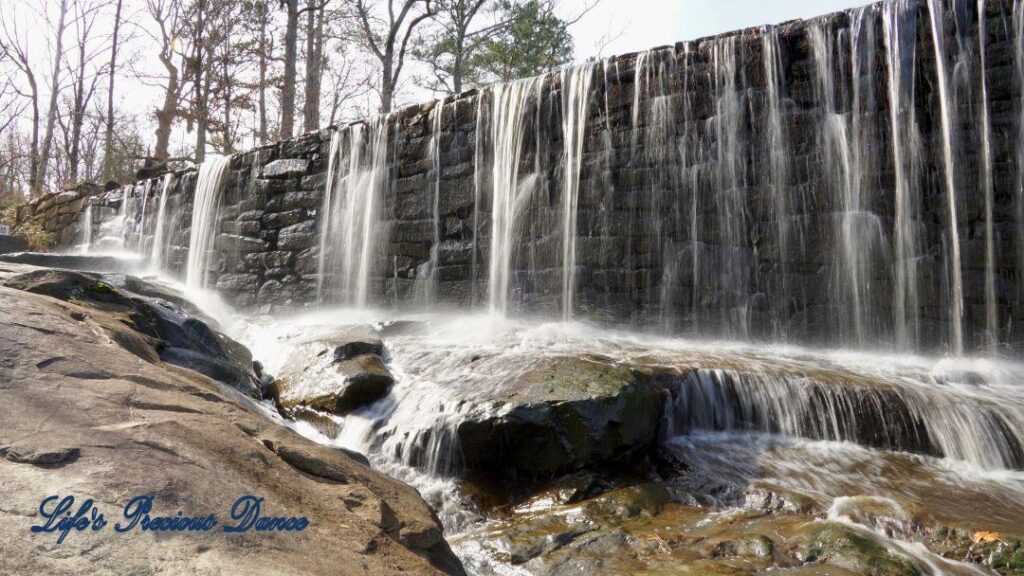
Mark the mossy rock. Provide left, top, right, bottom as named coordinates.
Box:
left=456, top=355, right=664, bottom=480
left=801, top=523, right=921, bottom=576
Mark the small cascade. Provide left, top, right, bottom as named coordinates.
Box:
left=150, top=173, right=174, bottom=271
left=927, top=0, right=966, bottom=354
left=317, top=116, right=391, bottom=306
left=883, top=0, right=922, bottom=350
left=662, top=363, right=1024, bottom=471
left=185, top=155, right=231, bottom=290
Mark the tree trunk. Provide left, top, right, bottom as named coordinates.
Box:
left=36, top=0, right=69, bottom=195
left=153, top=58, right=179, bottom=161
left=102, top=0, right=122, bottom=181
left=380, top=52, right=394, bottom=114
left=193, top=0, right=207, bottom=163
left=302, top=0, right=324, bottom=132
left=281, top=0, right=299, bottom=139
left=69, top=35, right=89, bottom=183
left=258, top=1, right=268, bottom=144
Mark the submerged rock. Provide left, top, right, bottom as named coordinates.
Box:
left=271, top=325, right=394, bottom=416
left=456, top=356, right=664, bottom=480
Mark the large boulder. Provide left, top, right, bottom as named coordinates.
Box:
left=1, top=268, right=261, bottom=397
left=0, top=265, right=463, bottom=575
left=271, top=325, right=394, bottom=416
left=456, top=356, right=664, bottom=480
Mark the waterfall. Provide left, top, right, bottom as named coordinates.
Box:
left=1015, top=0, right=1024, bottom=309
left=884, top=0, right=922, bottom=350
left=927, top=0, right=966, bottom=354
left=316, top=129, right=343, bottom=302
left=77, top=203, right=92, bottom=254
left=977, top=0, right=998, bottom=350
left=317, top=116, right=390, bottom=306
left=117, top=185, right=133, bottom=250
left=762, top=26, right=793, bottom=340
left=417, top=102, right=445, bottom=305
left=486, top=76, right=543, bottom=314
left=559, top=63, right=595, bottom=321
left=150, top=173, right=174, bottom=271
left=186, top=155, right=231, bottom=290
left=707, top=36, right=750, bottom=338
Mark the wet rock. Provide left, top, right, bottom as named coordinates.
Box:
left=456, top=356, right=664, bottom=479
left=0, top=252, right=138, bottom=273
left=278, top=220, right=317, bottom=250
left=263, top=158, right=309, bottom=178
left=272, top=325, right=394, bottom=416
left=798, top=523, right=921, bottom=576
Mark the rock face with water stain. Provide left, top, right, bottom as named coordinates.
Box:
left=456, top=356, right=664, bottom=480
left=0, top=264, right=463, bottom=576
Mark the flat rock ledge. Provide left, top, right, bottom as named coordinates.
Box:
left=0, top=263, right=464, bottom=576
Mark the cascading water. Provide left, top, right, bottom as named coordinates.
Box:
left=149, top=173, right=174, bottom=271
left=186, top=155, right=231, bottom=290
left=316, top=116, right=391, bottom=306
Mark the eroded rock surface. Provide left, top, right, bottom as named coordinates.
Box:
left=0, top=264, right=463, bottom=575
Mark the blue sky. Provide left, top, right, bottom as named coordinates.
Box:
left=565, top=0, right=874, bottom=58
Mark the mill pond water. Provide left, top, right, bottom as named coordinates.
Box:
left=46, top=0, right=1024, bottom=573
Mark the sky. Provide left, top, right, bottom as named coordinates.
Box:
left=3, top=0, right=879, bottom=161
left=563, top=0, right=874, bottom=59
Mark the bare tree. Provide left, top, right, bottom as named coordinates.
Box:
left=102, top=0, right=122, bottom=180
left=145, top=0, right=188, bottom=161
left=0, top=15, right=41, bottom=194
left=63, top=0, right=106, bottom=183
left=37, top=0, right=70, bottom=193
left=279, top=0, right=299, bottom=138
left=347, top=0, right=436, bottom=113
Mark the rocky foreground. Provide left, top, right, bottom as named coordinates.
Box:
left=0, top=263, right=464, bottom=575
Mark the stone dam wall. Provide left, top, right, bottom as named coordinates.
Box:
left=15, top=0, right=1024, bottom=354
